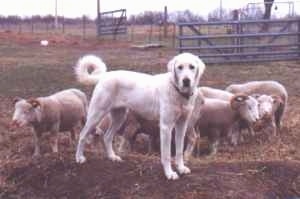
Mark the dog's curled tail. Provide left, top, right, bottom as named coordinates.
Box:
left=74, top=54, right=107, bottom=85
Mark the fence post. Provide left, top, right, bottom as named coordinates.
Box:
left=62, top=16, right=65, bottom=34
left=298, top=19, right=300, bottom=58
left=31, top=18, right=34, bottom=33
left=148, top=24, right=153, bottom=43
left=130, top=24, right=134, bottom=42
left=163, top=6, right=168, bottom=38
left=179, top=24, right=183, bottom=53
left=82, top=15, right=86, bottom=39
left=172, top=23, right=176, bottom=48
left=18, top=22, right=22, bottom=33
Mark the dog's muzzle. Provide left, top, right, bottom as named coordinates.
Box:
left=182, top=78, right=191, bottom=87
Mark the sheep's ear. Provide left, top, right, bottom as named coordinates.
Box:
left=231, top=94, right=248, bottom=109
left=27, top=98, right=41, bottom=108
left=13, top=97, right=23, bottom=105
left=234, top=95, right=248, bottom=102
left=251, top=93, right=261, bottom=99
left=271, top=95, right=283, bottom=105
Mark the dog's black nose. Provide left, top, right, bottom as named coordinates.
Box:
left=183, top=78, right=190, bottom=87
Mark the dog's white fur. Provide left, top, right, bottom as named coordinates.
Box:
left=74, top=53, right=205, bottom=180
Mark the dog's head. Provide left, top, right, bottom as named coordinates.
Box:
left=167, top=53, right=205, bottom=96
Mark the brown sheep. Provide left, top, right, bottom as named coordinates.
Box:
left=184, top=94, right=260, bottom=159
left=11, top=89, right=88, bottom=156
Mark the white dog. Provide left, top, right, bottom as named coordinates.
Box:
left=74, top=53, right=205, bottom=180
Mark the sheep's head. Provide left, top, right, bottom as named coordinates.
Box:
left=252, top=94, right=283, bottom=120
left=11, top=98, right=41, bottom=128
left=231, top=94, right=260, bottom=124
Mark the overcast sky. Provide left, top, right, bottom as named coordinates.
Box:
left=0, top=0, right=299, bottom=18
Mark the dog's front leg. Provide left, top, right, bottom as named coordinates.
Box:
left=175, top=118, right=191, bottom=175
left=160, top=123, right=178, bottom=180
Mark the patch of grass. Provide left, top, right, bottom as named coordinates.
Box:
left=0, top=63, right=84, bottom=97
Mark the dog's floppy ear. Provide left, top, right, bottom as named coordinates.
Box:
left=13, top=97, right=23, bottom=105
left=193, top=55, right=205, bottom=83
left=167, top=56, right=176, bottom=73
left=27, top=98, right=41, bottom=108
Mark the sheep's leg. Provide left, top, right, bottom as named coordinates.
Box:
left=174, top=117, right=191, bottom=175
left=116, top=135, right=125, bottom=153
left=184, top=127, right=197, bottom=161
left=70, top=128, right=76, bottom=146
left=209, top=128, right=220, bottom=155
left=33, top=131, right=42, bottom=157
left=103, top=108, right=127, bottom=162
left=147, top=136, right=153, bottom=154
left=271, top=118, right=277, bottom=136
left=51, top=132, right=59, bottom=153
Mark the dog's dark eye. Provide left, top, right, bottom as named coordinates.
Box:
left=189, top=64, right=195, bottom=70
left=178, top=65, right=183, bottom=70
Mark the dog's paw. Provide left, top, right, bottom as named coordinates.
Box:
left=76, top=155, right=86, bottom=164
left=177, top=165, right=191, bottom=175
left=165, top=170, right=179, bottom=180
left=109, top=154, right=123, bottom=162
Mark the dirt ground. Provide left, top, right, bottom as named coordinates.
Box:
left=0, top=32, right=300, bottom=199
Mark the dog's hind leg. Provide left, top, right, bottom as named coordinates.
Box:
left=76, top=108, right=109, bottom=163
left=103, top=108, right=127, bottom=162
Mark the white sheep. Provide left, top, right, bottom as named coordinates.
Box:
left=254, top=94, right=283, bottom=136
left=11, top=89, right=88, bottom=156
left=226, top=80, right=288, bottom=132
left=199, top=86, right=233, bottom=101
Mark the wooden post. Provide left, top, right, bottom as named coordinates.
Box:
left=198, top=25, right=201, bottom=53
left=18, top=22, right=22, bottom=33
left=62, top=16, right=65, bottom=33
left=163, top=6, right=168, bottom=38
left=172, top=23, right=176, bottom=48
left=31, top=17, right=34, bottom=33
left=82, top=15, right=86, bottom=39
left=298, top=19, right=300, bottom=58
left=130, top=24, right=134, bottom=42
left=97, top=0, right=100, bottom=36
left=148, top=24, right=153, bottom=43
left=179, top=25, right=183, bottom=53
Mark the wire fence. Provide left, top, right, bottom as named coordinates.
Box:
left=0, top=20, right=177, bottom=48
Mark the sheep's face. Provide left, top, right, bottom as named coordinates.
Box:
left=11, top=98, right=41, bottom=128
left=256, top=94, right=282, bottom=119
left=231, top=95, right=259, bottom=124
left=168, top=53, right=205, bottom=96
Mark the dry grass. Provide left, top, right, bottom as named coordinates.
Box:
left=0, top=31, right=300, bottom=199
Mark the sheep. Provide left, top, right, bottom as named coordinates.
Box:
left=184, top=93, right=260, bottom=159
left=199, top=86, right=233, bottom=101
left=226, top=81, right=288, bottom=132
left=254, top=94, right=283, bottom=136
left=93, top=110, right=161, bottom=155
left=10, top=89, right=88, bottom=156
left=198, top=86, right=253, bottom=145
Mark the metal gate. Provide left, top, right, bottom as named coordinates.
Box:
left=177, top=18, right=300, bottom=64
left=97, top=9, right=127, bottom=38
